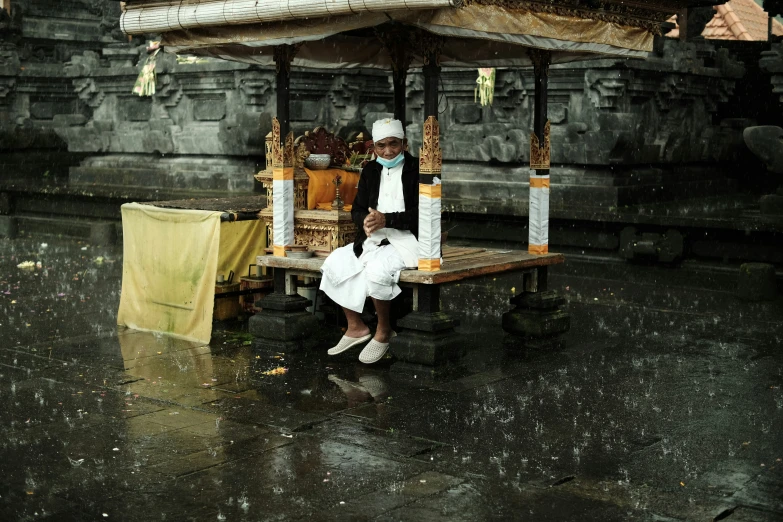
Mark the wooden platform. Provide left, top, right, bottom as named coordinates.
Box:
left=256, top=246, right=564, bottom=285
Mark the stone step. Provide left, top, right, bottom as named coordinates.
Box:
left=11, top=215, right=120, bottom=245
left=1, top=179, right=247, bottom=215
left=616, top=177, right=738, bottom=206
left=443, top=176, right=738, bottom=216
left=70, top=167, right=256, bottom=192
left=68, top=154, right=261, bottom=193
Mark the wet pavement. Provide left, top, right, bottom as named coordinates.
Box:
left=1, top=236, right=782, bottom=521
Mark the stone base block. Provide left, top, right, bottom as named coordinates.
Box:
left=0, top=216, right=18, bottom=239
left=390, top=312, right=462, bottom=366
left=389, top=329, right=464, bottom=366
left=502, top=290, right=571, bottom=347
left=737, top=263, right=777, bottom=302
left=248, top=293, right=320, bottom=352
left=396, top=311, right=458, bottom=333
left=502, top=308, right=571, bottom=339
left=249, top=309, right=319, bottom=341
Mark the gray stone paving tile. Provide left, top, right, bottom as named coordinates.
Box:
left=202, top=396, right=330, bottom=432
left=337, top=471, right=464, bottom=519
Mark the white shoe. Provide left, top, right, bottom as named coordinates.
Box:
left=327, top=333, right=371, bottom=355
left=358, top=331, right=397, bottom=364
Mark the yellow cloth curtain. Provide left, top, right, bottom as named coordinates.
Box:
left=216, top=220, right=266, bottom=281
left=117, top=203, right=265, bottom=343
left=305, top=168, right=360, bottom=210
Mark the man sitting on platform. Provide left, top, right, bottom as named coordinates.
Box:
left=320, top=118, right=419, bottom=364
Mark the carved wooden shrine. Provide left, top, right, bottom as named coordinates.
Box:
left=255, top=127, right=373, bottom=254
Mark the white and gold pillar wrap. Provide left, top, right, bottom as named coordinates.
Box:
left=418, top=116, right=442, bottom=272
left=418, top=184, right=442, bottom=271
left=528, top=175, right=550, bottom=255
left=272, top=118, right=294, bottom=257
left=529, top=120, right=551, bottom=255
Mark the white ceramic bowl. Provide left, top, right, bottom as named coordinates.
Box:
left=304, top=154, right=332, bottom=170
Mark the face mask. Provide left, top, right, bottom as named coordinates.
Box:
left=376, top=152, right=404, bottom=169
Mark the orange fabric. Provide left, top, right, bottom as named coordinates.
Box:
left=528, top=244, right=549, bottom=255
left=419, top=184, right=442, bottom=198
left=305, top=168, right=360, bottom=210
left=529, top=177, right=550, bottom=188
left=315, top=203, right=353, bottom=211
left=273, top=167, right=294, bottom=180
left=418, top=258, right=441, bottom=271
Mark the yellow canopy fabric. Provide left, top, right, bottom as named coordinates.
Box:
left=118, top=203, right=265, bottom=343
left=161, top=6, right=654, bottom=69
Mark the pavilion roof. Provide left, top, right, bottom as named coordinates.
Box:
left=667, top=0, right=783, bottom=40
left=119, top=0, right=726, bottom=68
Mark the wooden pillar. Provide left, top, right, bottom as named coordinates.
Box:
left=377, top=27, right=412, bottom=132
left=421, top=50, right=440, bottom=186
left=274, top=45, right=294, bottom=138
left=393, top=68, right=407, bottom=125
left=0, top=1, right=11, bottom=15
left=271, top=45, right=297, bottom=258
left=528, top=49, right=551, bottom=256
left=422, top=53, right=440, bottom=115
left=678, top=9, right=688, bottom=43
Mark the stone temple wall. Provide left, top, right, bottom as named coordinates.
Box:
left=0, top=0, right=124, bottom=179
left=0, top=0, right=764, bottom=216
left=415, top=39, right=748, bottom=215
left=760, top=42, right=783, bottom=105
left=58, top=49, right=393, bottom=192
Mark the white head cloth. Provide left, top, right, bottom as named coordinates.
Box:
left=372, top=118, right=404, bottom=143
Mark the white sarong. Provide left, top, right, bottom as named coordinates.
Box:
left=320, top=240, right=409, bottom=313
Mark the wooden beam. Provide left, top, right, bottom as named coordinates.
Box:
left=256, top=248, right=565, bottom=285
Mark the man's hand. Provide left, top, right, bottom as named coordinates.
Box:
left=363, top=208, right=386, bottom=236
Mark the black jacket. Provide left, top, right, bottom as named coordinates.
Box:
left=351, top=152, right=420, bottom=258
